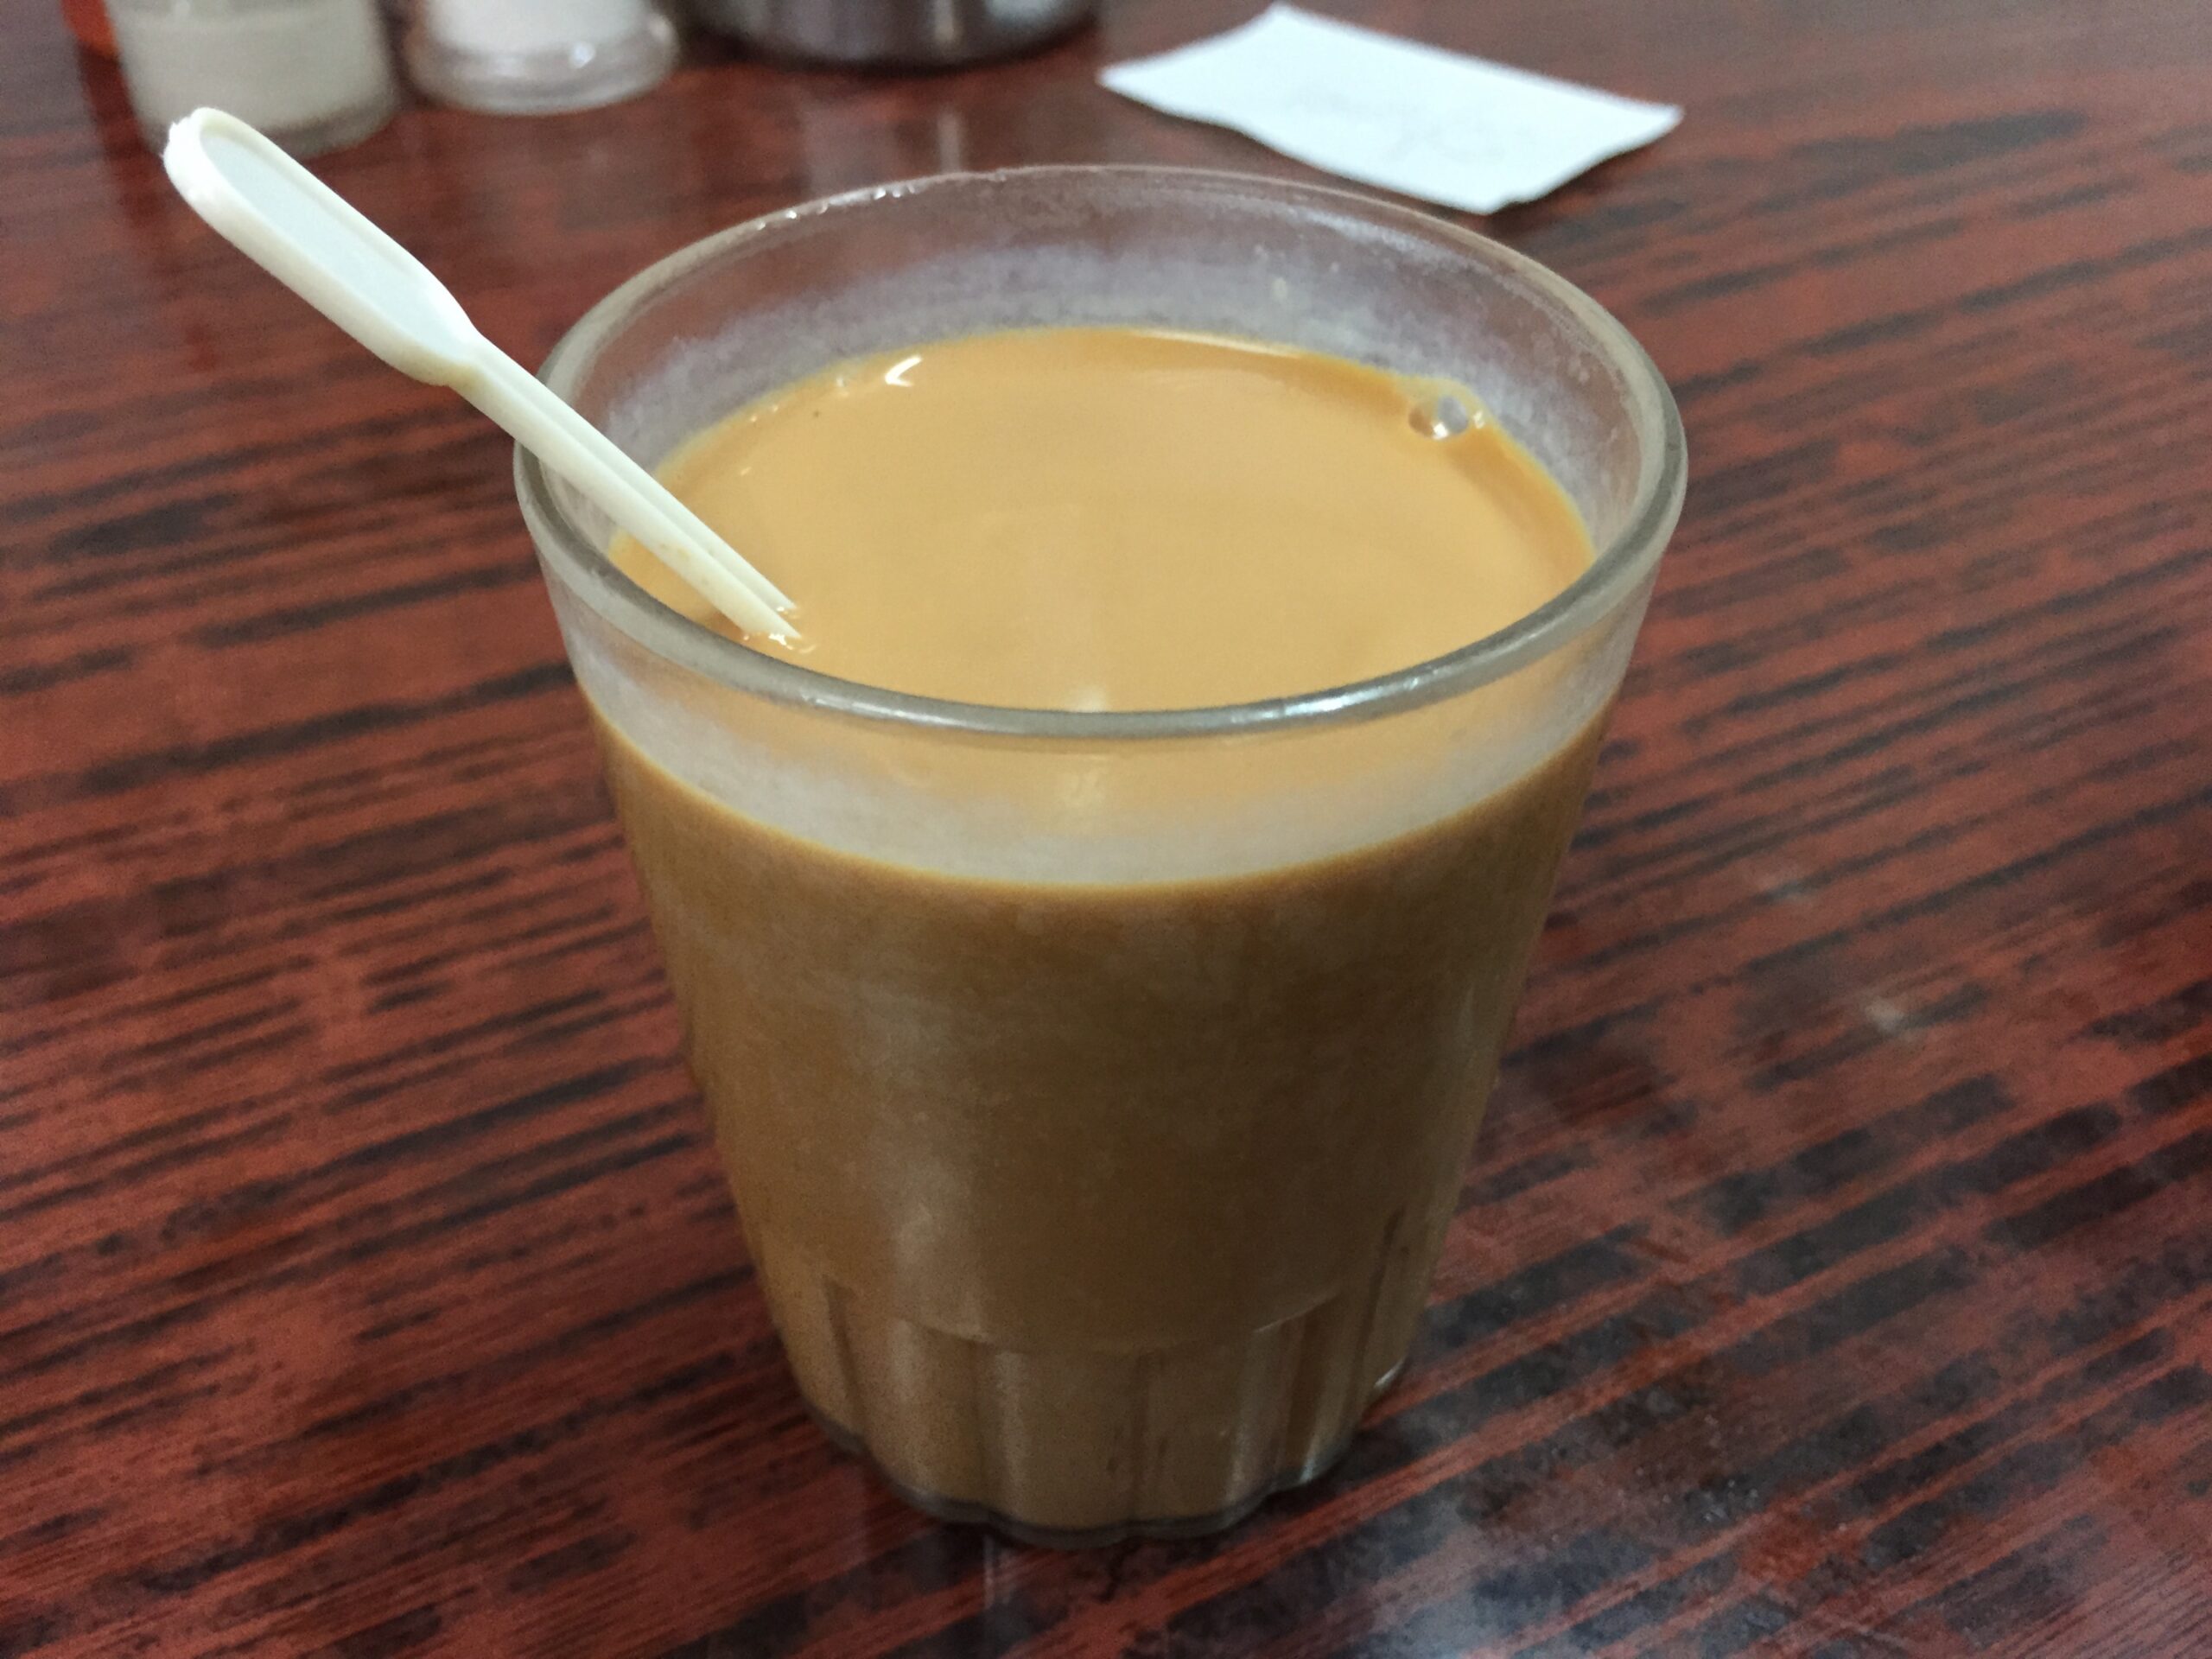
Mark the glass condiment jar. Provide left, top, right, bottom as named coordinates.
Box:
left=108, top=0, right=398, bottom=156
left=404, top=0, right=677, bottom=114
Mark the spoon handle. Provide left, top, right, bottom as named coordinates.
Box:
left=162, top=107, right=795, bottom=641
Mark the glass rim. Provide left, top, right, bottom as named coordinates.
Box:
left=517, top=164, right=1687, bottom=742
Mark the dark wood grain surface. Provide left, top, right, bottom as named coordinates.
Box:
left=5, top=0, right=2210, bottom=1653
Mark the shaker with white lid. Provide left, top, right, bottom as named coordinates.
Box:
left=404, top=0, right=677, bottom=114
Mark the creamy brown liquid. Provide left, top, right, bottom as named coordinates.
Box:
left=598, top=328, right=1602, bottom=1538
left=614, top=328, right=1588, bottom=709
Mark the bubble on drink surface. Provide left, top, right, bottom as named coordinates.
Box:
left=1412, top=392, right=1474, bottom=440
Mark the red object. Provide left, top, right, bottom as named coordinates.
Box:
left=60, top=0, right=115, bottom=55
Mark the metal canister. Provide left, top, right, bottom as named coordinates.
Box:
left=691, top=0, right=1096, bottom=68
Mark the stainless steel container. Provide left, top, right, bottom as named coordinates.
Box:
left=692, top=0, right=1095, bottom=67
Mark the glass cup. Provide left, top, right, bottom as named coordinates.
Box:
left=517, top=168, right=1685, bottom=1545
left=110, top=0, right=399, bottom=159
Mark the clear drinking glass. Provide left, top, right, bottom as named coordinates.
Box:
left=110, top=0, right=398, bottom=158
left=517, top=168, right=1685, bottom=1544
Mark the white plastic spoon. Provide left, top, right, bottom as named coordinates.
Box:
left=162, top=107, right=797, bottom=642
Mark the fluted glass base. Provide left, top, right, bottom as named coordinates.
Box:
left=754, top=1220, right=1428, bottom=1544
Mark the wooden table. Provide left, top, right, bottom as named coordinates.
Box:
left=5, top=1, right=2209, bottom=1653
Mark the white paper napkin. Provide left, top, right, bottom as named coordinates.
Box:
left=1101, top=5, right=1681, bottom=216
